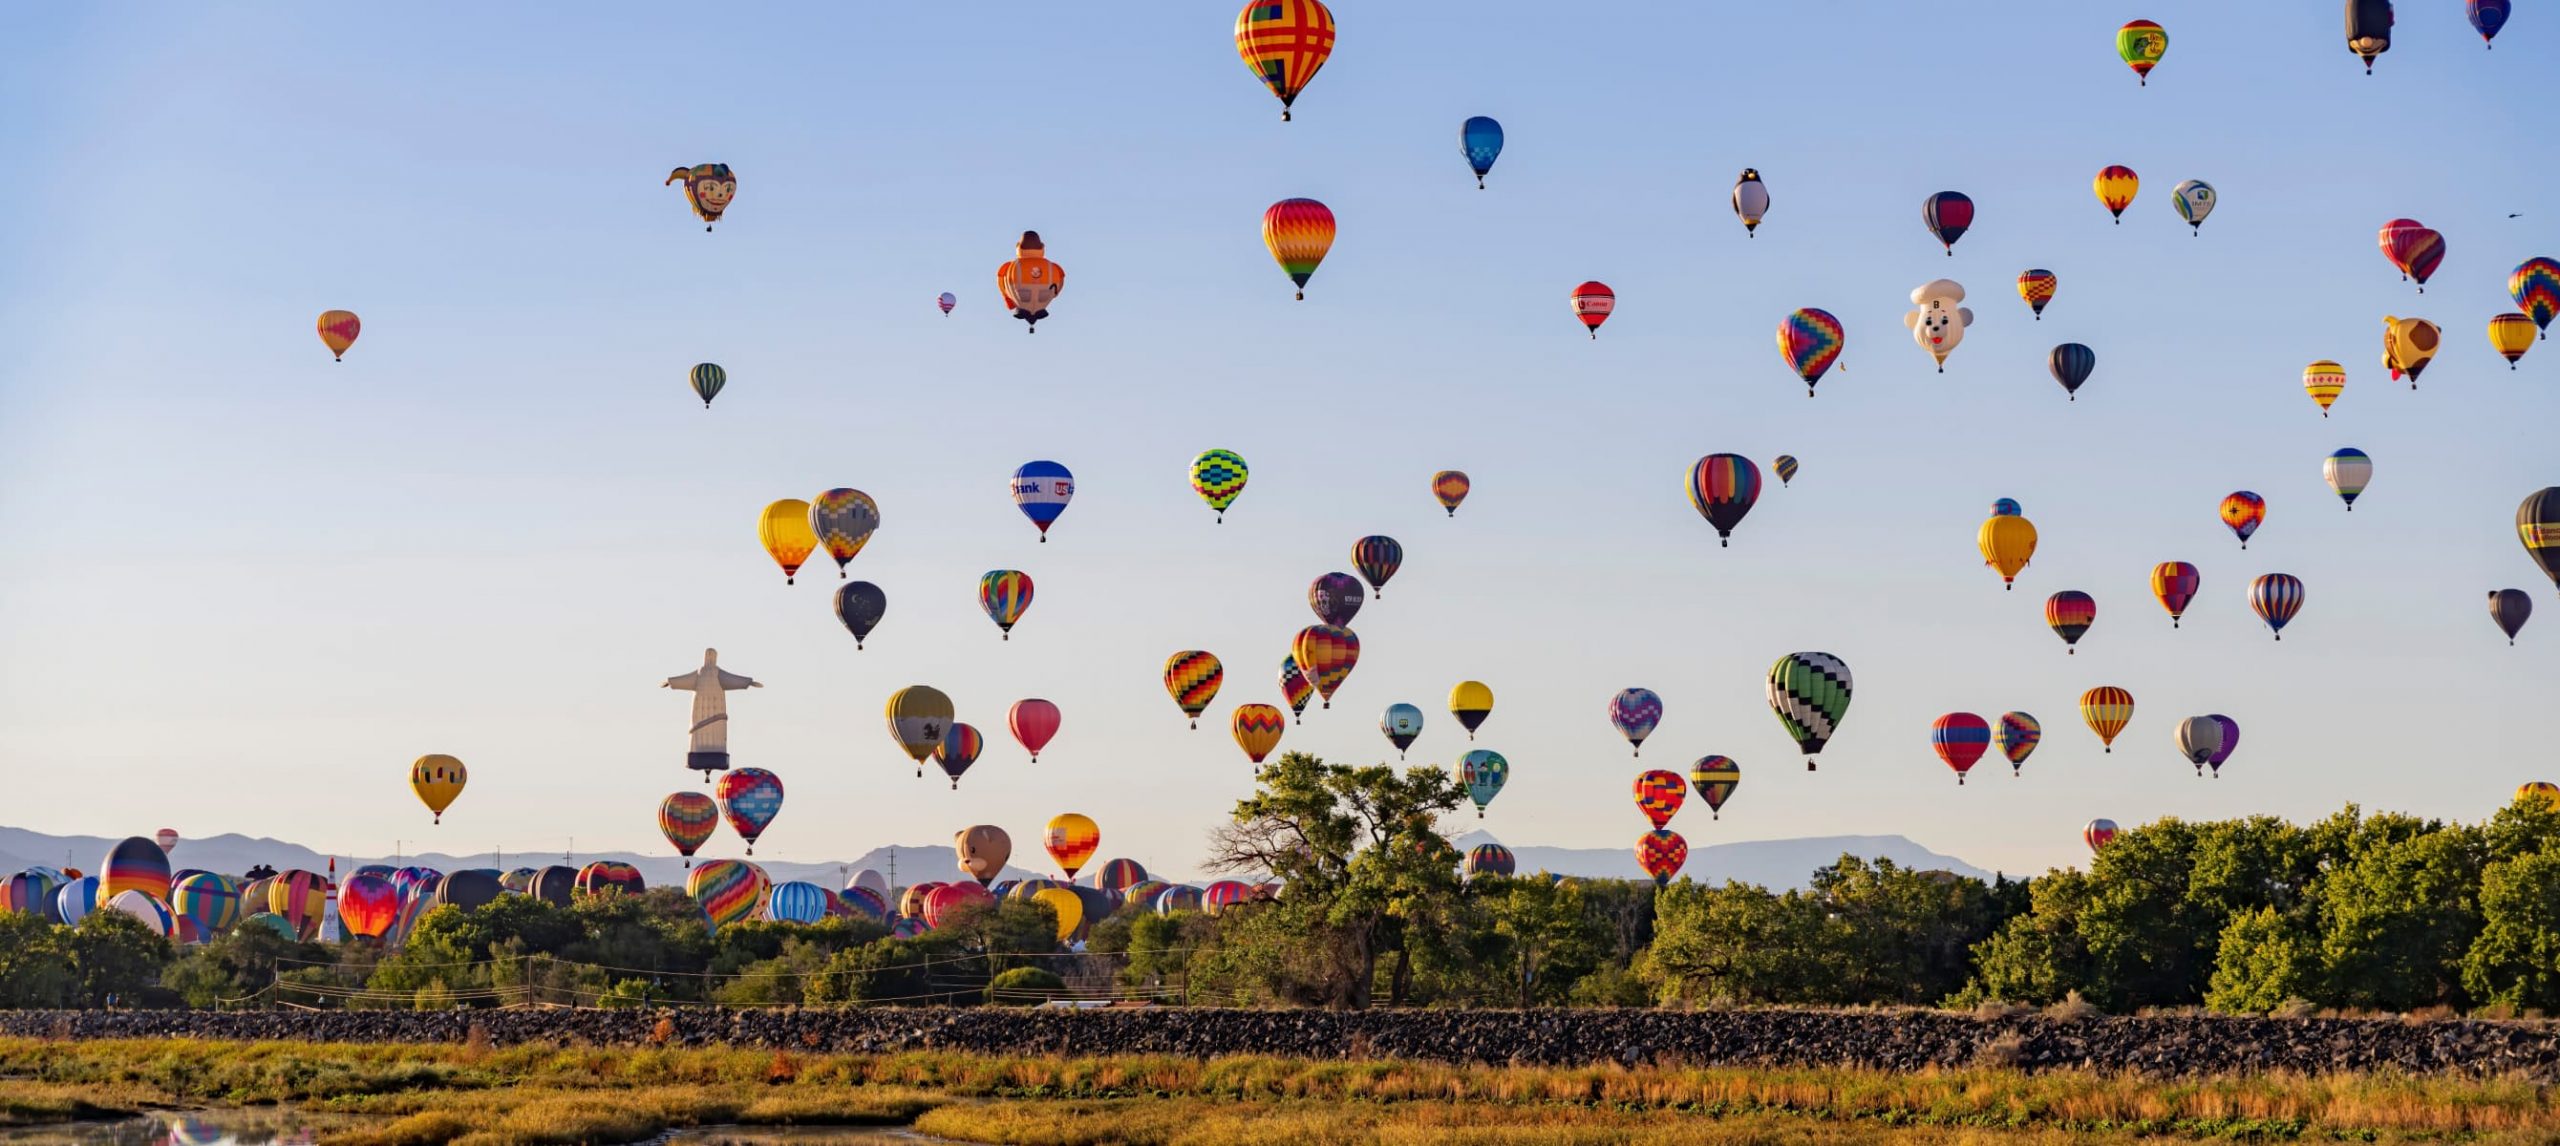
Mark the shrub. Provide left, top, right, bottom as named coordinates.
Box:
left=989, top=967, right=1065, bottom=1005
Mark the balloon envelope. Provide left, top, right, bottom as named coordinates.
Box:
left=1010, top=698, right=1061, bottom=761
left=1767, top=653, right=1853, bottom=769
left=834, top=581, right=887, bottom=648
left=1042, top=815, right=1098, bottom=881
left=1234, top=0, right=1335, bottom=119
left=811, top=489, right=881, bottom=574
left=958, top=824, right=1016, bottom=886
left=1165, top=651, right=1224, bottom=726
left=716, top=767, right=786, bottom=851
left=1460, top=116, right=1504, bottom=186
left=1011, top=461, right=1074, bottom=538
left=758, top=499, right=818, bottom=584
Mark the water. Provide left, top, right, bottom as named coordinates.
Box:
left=1, top=1115, right=952, bottom=1146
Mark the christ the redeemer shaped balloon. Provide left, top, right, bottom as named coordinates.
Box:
left=664, top=648, right=761, bottom=782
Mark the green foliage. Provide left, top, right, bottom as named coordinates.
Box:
left=67, top=912, right=175, bottom=1007
left=988, top=966, right=1064, bottom=1004
left=2204, top=906, right=2319, bottom=1013
left=161, top=924, right=328, bottom=1007
left=2462, top=845, right=2560, bottom=1012
left=0, top=911, right=78, bottom=1008
left=1646, top=858, right=2009, bottom=1007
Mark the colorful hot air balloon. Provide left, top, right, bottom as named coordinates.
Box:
left=1929, top=713, right=1992, bottom=785
left=1767, top=652, right=1853, bottom=771
left=2346, top=0, right=2393, bottom=72
left=2491, top=314, right=2536, bottom=369
left=1234, top=0, right=1334, bottom=121
left=1263, top=198, right=1336, bottom=300
left=766, top=881, right=829, bottom=925
left=2327, top=448, right=2373, bottom=510
left=106, top=890, right=172, bottom=938
left=715, top=767, right=784, bottom=854
left=2080, top=687, right=2135, bottom=752
left=1463, top=843, right=1516, bottom=881
left=1688, top=756, right=1739, bottom=819
left=1293, top=625, right=1360, bottom=707
left=55, top=878, right=97, bottom=926
left=1433, top=470, right=1471, bottom=516
left=1191, top=449, right=1249, bottom=522
left=1633, top=770, right=1685, bottom=829
left=885, top=685, right=954, bottom=776
left=2383, top=314, right=2439, bottom=383
left=2017, top=270, right=2056, bottom=319
left=1636, top=830, right=1687, bottom=887
left=938, top=291, right=957, bottom=315
left=1732, top=169, right=1770, bottom=236
left=1351, top=536, right=1402, bottom=597
left=688, top=363, right=725, bottom=409
left=1978, top=510, right=2038, bottom=589
left=2117, top=20, right=2166, bottom=84
left=1165, top=651, right=1223, bottom=728
left=270, top=870, right=329, bottom=940
left=2378, top=221, right=2444, bottom=291
left=659, top=791, right=718, bottom=867
left=1278, top=657, right=1314, bottom=723
left=810, top=489, right=879, bottom=577
left=316, top=310, right=361, bottom=361
left=934, top=722, right=984, bottom=789
left=2490, top=588, right=2533, bottom=644
left=2152, top=562, right=2200, bottom=627
left=758, top=499, right=817, bottom=585
left=666, top=163, right=737, bottom=230
left=1460, top=116, right=1504, bottom=188
left=2471, top=0, right=2511, bottom=45
left=1777, top=308, right=1844, bottom=396
left=959, top=824, right=1015, bottom=887
left=2516, top=782, right=2560, bottom=813
left=1609, top=688, right=1664, bottom=756
left=1687, top=454, right=1762, bottom=547
left=2083, top=819, right=2119, bottom=854
left=1044, top=814, right=1099, bottom=881
left=410, top=754, right=465, bottom=824
left=2513, top=258, right=2560, bottom=338
left=1995, top=712, right=2041, bottom=776
left=2171, top=180, right=2216, bottom=234
left=1450, top=680, right=1494, bottom=739
left=1010, top=698, right=1061, bottom=762
left=1570, top=282, right=1616, bottom=338
left=2303, top=360, right=2346, bottom=417
left=1922, top=192, right=1974, bottom=255
left=1904, top=279, right=1972, bottom=371
left=2220, top=492, right=2266, bottom=549
left=2249, top=573, right=2305, bottom=640
left=978, top=570, right=1033, bottom=639
left=689, top=859, right=767, bottom=932
left=1459, top=750, right=1508, bottom=818
left=997, top=231, right=1066, bottom=332
left=172, top=873, right=243, bottom=940
left=1095, top=859, right=1147, bottom=893
left=1232, top=703, right=1286, bottom=764
left=2174, top=716, right=2226, bottom=776
left=334, top=873, right=396, bottom=940
left=1010, top=461, right=1074, bottom=541
left=2046, top=590, right=2096, bottom=653
left=2049, top=343, right=2096, bottom=400
left=834, top=581, right=887, bottom=649
left=1381, top=703, right=1424, bottom=758
left=1772, top=455, right=1799, bottom=487
left=100, top=837, right=172, bottom=906
left=2093, top=166, right=2139, bottom=223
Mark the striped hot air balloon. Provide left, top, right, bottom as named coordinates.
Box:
left=1570, top=281, right=1616, bottom=338
left=99, top=837, right=172, bottom=907
left=689, top=363, right=725, bottom=408
left=1767, top=653, right=1853, bottom=770
left=1262, top=198, right=1335, bottom=300
left=1165, top=651, right=1224, bottom=728
left=1096, top=859, right=1148, bottom=893
left=934, top=722, right=984, bottom=789
left=1921, top=191, right=1973, bottom=254
left=978, top=570, right=1033, bottom=639
left=170, top=872, right=242, bottom=940
left=336, top=874, right=398, bottom=940
left=766, top=881, right=829, bottom=925
left=689, top=859, right=768, bottom=933
left=2084, top=819, right=2119, bottom=853
left=1688, top=756, right=1740, bottom=819
left=1633, top=770, right=1686, bottom=830
left=2249, top=574, right=2305, bottom=640
left=2046, top=590, right=2096, bottom=653
left=660, top=791, right=718, bottom=867
left=1232, top=704, right=1286, bottom=764
left=1463, top=843, right=1515, bottom=881
left=1929, top=713, right=1992, bottom=785
left=2080, top=687, right=2135, bottom=753
left=1351, top=536, right=1403, bottom=597
left=1293, top=626, right=1360, bottom=708
left=1772, top=455, right=1799, bottom=487
left=576, top=861, right=646, bottom=897
left=1688, top=454, right=1762, bottom=546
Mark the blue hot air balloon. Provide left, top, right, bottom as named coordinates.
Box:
left=1460, top=116, right=1504, bottom=189
left=1010, top=461, right=1074, bottom=542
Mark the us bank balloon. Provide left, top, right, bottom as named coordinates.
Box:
left=1767, top=652, right=1852, bottom=771
left=1380, top=703, right=1423, bottom=758
left=1460, top=116, right=1503, bottom=188
left=834, top=581, right=886, bottom=649
left=1263, top=198, right=1336, bottom=300
left=410, top=754, right=465, bottom=824
left=2171, top=180, right=2215, bottom=234
left=2517, top=488, right=2560, bottom=593
left=1234, top=0, right=1334, bottom=121
left=1732, top=169, right=1770, bottom=236
left=1011, top=461, right=1074, bottom=540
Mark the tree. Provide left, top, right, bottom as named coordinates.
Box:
left=68, top=912, right=175, bottom=1007
left=2204, top=906, right=2319, bottom=1013
left=162, top=924, right=328, bottom=1007
left=1641, top=880, right=1836, bottom=1005
left=2315, top=824, right=2483, bottom=1011
left=1478, top=874, right=1606, bottom=1007
left=1959, top=868, right=2095, bottom=1007
left=0, top=912, right=77, bottom=1008
left=2462, top=846, right=2560, bottom=1012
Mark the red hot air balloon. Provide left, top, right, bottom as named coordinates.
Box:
left=1636, top=830, right=1687, bottom=887
left=2083, top=819, right=2119, bottom=854
left=1929, top=712, right=1992, bottom=785
left=1009, top=698, right=1061, bottom=762
left=2152, top=562, right=2200, bottom=628
left=2378, top=219, right=2445, bottom=292
left=1633, top=770, right=1686, bottom=830
left=1922, top=192, right=1974, bottom=255
left=1570, top=282, right=1615, bottom=338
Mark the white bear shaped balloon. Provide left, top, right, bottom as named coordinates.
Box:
left=1902, top=279, right=1973, bottom=373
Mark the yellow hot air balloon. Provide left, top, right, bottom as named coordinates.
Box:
left=2490, top=313, right=2537, bottom=369
left=1978, top=513, right=2039, bottom=590
left=2518, top=781, right=2560, bottom=813
left=2303, top=360, right=2346, bottom=417
left=316, top=310, right=362, bottom=361
left=1449, top=680, right=1495, bottom=739
left=758, top=499, right=818, bottom=585
left=885, top=685, right=955, bottom=777
left=2092, top=165, right=2139, bottom=223
left=2382, top=315, right=2441, bottom=389
left=1031, top=886, right=1083, bottom=944
left=1231, top=703, right=1285, bottom=764
left=410, top=754, right=466, bottom=825
left=1045, top=812, right=1100, bottom=881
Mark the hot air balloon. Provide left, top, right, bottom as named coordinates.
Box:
left=2080, top=687, right=2134, bottom=752
left=758, top=499, right=817, bottom=584
left=2171, top=180, right=2216, bottom=234
left=1688, top=756, right=1739, bottom=819
left=1636, top=830, right=1687, bottom=887
left=1463, top=843, right=1515, bottom=881
left=689, top=859, right=767, bottom=932
left=1732, top=169, right=1770, bottom=236
left=1609, top=688, right=1664, bottom=756
left=1263, top=198, right=1335, bottom=300
left=2490, top=588, right=2533, bottom=644
left=689, top=363, right=725, bottom=408
left=1905, top=279, right=1973, bottom=370
left=934, top=723, right=984, bottom=789
left=106, top=890, right=172, bottom=938
left=2382, top=315, right=2440, bottom=386
left=1293, top=625, right=1359, bottom=707
left=1922, top=192, right=1974, bottom=255
left=2084, top=819, right=2119, bottom=853
left=1234, top=0, right=1334, bottom=121
left=666, top=163, right=737, bottom=230
left=1633, top=770, right=1685, bottom=829
left=2513, top=258, right=2560, bottom=338
left=886, top=685, right=954, bottom=776
left=1278, top=657, right=1314, bottom=723
left=2303, top=360, right=2346, bottom=417
left=55, top=878, right=97, bottom=926
left=1381, top=703, right=1424, bottom=758
left=1043, top=814, right=1098, bottom=882
left=172, top=873, right=243, bottom=939
left=1232, top=704, right=1286, bottom=764
left=2519, top=782, right=2560, bottom=812
left=978, top=570, right=1033, bottom=639
left=270, top=870, right=329, bottom=939
left=660, top=791, right=718, bottom=867
left=1777, top=308, right=1844, bottom=396
left=958, top=824, right=1016, bottom=887
left=2152, top=562, right=2200, bottom=627
left=2346, top=0, right=2393, bottom=72
left=1010, top=698, right=1061, bottom=762
left=2093, top=166, right=2139, bottom=223
left=2520, top=490, right=2560, bottom=596
left=1095, top=859, right=1147, bottom=893
left=810, top=489, right=879, bottom=577
left=2378, top=221, right=2444, bottom=291
left=1351, top=536, right=1402, bottom=596
left=2175, top=716, right=2226, bottom=776
left=2249, top=574, right=2305, bottom=640
left=2117, top=20, right=2166, bottom=84
left=1993, top=498, right=2022, bottom=517
left=1008, top=460, right=1075, bottom=542
left=766, top=882, right=829, bottom=925
left=715, top=768, right=784, bottom=854
left=1432, top=470, right=1471, bottom=516
left=1309, top=572, right=1364, bottom=626
left=316, top=310, right=361, bottom=361
left=1772, top=456, right=1800, bottom=487
left=1767, top=652, right=1853, bottom=771
left=1191, top=449, right=1248, bottom=522
left=1459, top=750, right=1508, bottom=818
left=1688, top=454, right=1762, bottom=547
left=2017, top=270, right=2056, bottom=319
left=2201, top=714, right=2242, bottom=778
left=1929, top=713, right=1991, bottom=785
left=2220, top=492, right=2266, bottom=549
left=1460, top=116, right=1503, bottom=188
left=2470, top=0, right=2510, bottom=45
left=2491, top=314, right=2536, bottom=369
left=2050, top=343, right=2096, bottom=400
left=1165, top=651, right=1223, bottom=728
left=938, top=291, right=957, bottom=315
left=997, top=231, right=1066, bottom=332
left=1995, top=712, right=2041, bottom=776
left=2046, top=590, right=2096, bottom=653
left=100, top=837, right=172, bottom=906
left=333, top=873, right=395, bottom=940
left=1031, top=886, right=1083, bottom=944
left=410, top=754, right=465, bottom=824
left=154, top=829, right=178, bottom=855
left=1979, top=509, right=2038, bottom=589
left=1570, top=282, right=1615, bottom=338
left=2327, top=448, right=2372, bottom=510
left=1450, top=680, right=1494, bottom=739
left=834, top=581, right=887, bottom=649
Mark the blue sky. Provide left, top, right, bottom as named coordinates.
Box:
left=1, top=3, right=2553, bottom=882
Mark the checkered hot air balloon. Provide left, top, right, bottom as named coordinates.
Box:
left=715, top=768, right=784, bottom=855
left=1633, top=770, right=1686, bottom=830
left=2017, top=270, right=2056, bottom=319
left=1767, top=653, right=1852, bottom=771
left=1636, top=830, right=1687, bottom=887
left=1609, top=688, right=1664, bottom=756
left=1190, top=449, right=1249, bottom=522
left=335, top=874, right=397, bottom=940
left=1460, top=116, right=1503, bottom=188
left=1995, top=713, right=2041, bottom=776
left=1688, top=756, right=1740, bottom=819
left=1921, top=192, right=1973, bottom=255
left=2152, top=562, right=2200, bottom=627
left=2512, top=258, right=2560, bottom=338
left=659, top=791, right=718, bottom=867
left=1929, top=713, right=1992, bottom=785
left=1166, top=651, right=1224, bottom=728
left=1278, top=656, right=1314, bottom=723
left=1234, top=0, right=1334, bottom=121
left=2249, top=574, right=2305, bottom=641
left=1777, top=309, right=1844, bottom=395
left=811, top=489, right=880, bottom=576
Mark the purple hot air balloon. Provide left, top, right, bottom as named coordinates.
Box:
left=1308, top=572, right=1364, bottom=628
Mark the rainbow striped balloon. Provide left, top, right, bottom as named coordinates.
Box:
left=99, top=836, right=171, bottom=906
left=689, top=858, right=769, bottom=933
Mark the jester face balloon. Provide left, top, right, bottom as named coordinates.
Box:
left=666, top=163, right=737, bottom=231
left=1902, top=279, right=1972, bottom=372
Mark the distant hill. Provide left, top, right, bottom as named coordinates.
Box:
left=1452, top=831, right=1993, bottom=890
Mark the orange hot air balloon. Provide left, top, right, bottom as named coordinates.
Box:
left=1263, top=199, right=1336, bottom=300
left=2093, top=166, right=2139, bottom=223
left=997, top=231, right=1066, bottom=333
left=758, top=499, right=818, bottom=584
left=317, top=311, right=361, bottom=360
left=1432, top=470, right=1471, bottom=517
left=1044, top=813, right=1100, bottom=882
left=1234, top=0, right=1336, bottom=121
left=1231, top=703, right=1286, bottom=763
